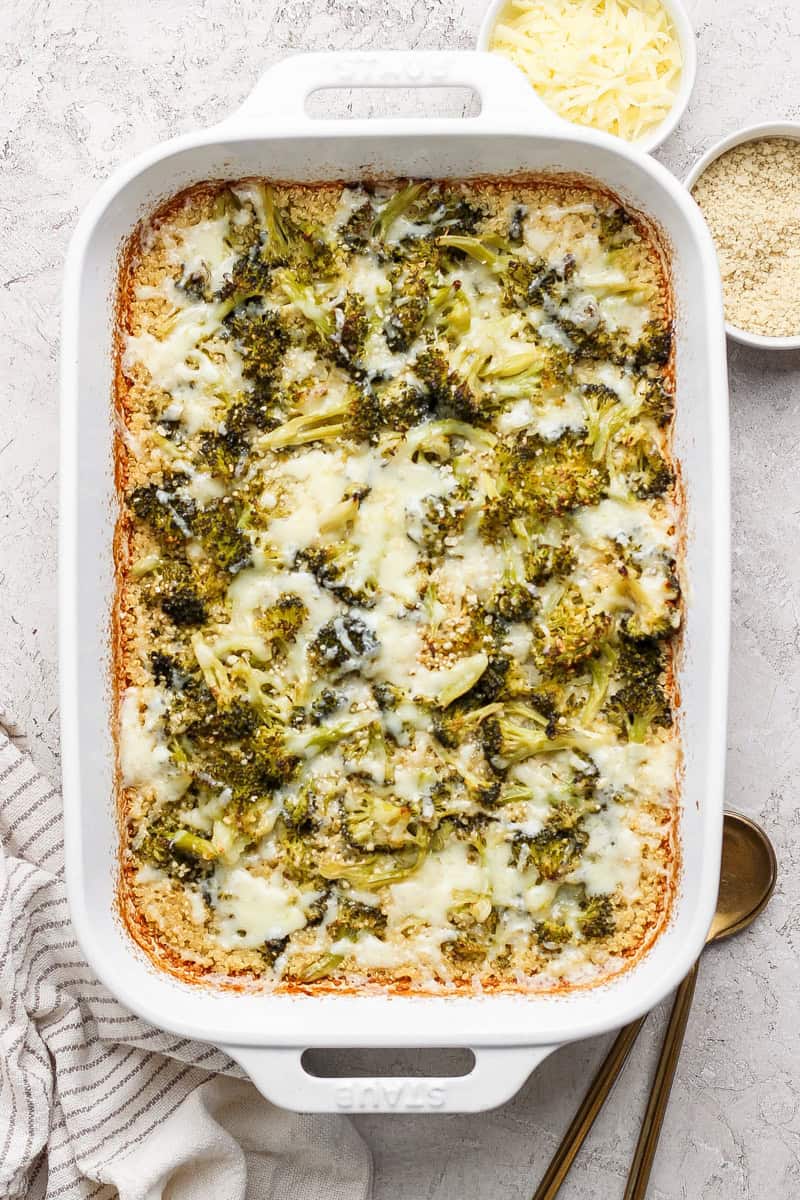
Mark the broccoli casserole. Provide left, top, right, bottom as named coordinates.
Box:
left=115, top=177, right=681, bottom=993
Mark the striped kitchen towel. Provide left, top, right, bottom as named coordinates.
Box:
left=0, top=726, right=372, bottom=1200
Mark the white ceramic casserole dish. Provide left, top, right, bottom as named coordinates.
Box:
left=60, top=50, right=730, bottom=1114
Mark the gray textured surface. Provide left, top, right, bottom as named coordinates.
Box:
left=1, top=0, right=798, bottom=1196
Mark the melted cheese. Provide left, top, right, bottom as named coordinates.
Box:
left=119, top=687, right=189, bottom=805
left=213, top=868, right=307, bottom=949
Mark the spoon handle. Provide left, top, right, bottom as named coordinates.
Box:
left=532, top=1015, right=647, bottom=1200
left=623, top=960, right=700, bottom=1200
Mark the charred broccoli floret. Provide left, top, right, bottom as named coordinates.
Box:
left=197, top=428, right=248, bottom=480
left=605, top=635, right=671, bottom=742
left=508, top=205, right=526, bottom=245
left=223, top=303, right=289, bottom=390
left=143, top=559, right=208, bottom=627
left=309, top=687, right=343, bottom=725
left=502, top=253, right=576, bottom=310
left=307, top=614, right=379, bottom=673
left=631, top=319, right=672, bottom=369
left=195, top=720, right=299, bottom=803
left=638, top=378, right=675, bottom=427
left=128, top=481, right=196, bottom=551
left=414, top=347, right=495, bottom=428
left=597, top=205, right=635, bottom=247
left=333, top=291, right=370, bottom=366
left=216, top=249, right=273, bottom=304
left=534, top=918, right=572, bottom=950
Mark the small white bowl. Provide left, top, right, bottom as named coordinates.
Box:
left=477, top=0, right=696, bottom=154
left=685, top=122, right=800, bottom=350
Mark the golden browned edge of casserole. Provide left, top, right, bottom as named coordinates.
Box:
left=112, top=174, right=682, bottom=996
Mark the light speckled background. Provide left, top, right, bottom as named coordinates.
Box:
left=1, top=1, right=799, bottom=1196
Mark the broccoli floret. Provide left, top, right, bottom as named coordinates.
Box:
left=597, top=205, right=636, bottom=247
left=631, top=319, right=672, bottom=369
left=259, top=593, right=308, bottom=646
left=216, top=249, right=273, bottom=304
left=579, top=893, right=616, bottom=939
left=442, top=901, right=498, bottom=967
left=488, top=705, right=592, bottom=767
left=612, top=430, right=674, bottom=499
left=502, top=253, right=576, bottom=310
left=534, top=919, right=572, bottom=950
left=197, top=721, right=299, bottom=804
left=223, top=303, right=289, bottom=390
left=187, top=696, right=261, bottom=743
left=384, top=273, right=430, bottom=353
left=328, top=896, right=387, bottom=941
left=341, top=787, right=416, bottom=851
left=581, top=383, right=631, bottom=461
left=143, top=559, right=207, bottom=628
left=262, top=935, right=290, bottom=966
left=605, top=635, right=671, bottom=742
left=482, top=430, right=608, bottom=540
left=309, top=687, right=343, bottom=725
left=178, top=263, right=213, bottom=303
left=258, top=185, right=339, bottom=280
left=295, top=545, right=376, bottom=609
left=458, top=654, right=511, bottom=709
left=524, top=539, right=576, bottom=586
left=510, top=819, right=588, bottom=882
left=161, top=590, right=207, bottom=627
left=638, top=378, right=675, bottom=427
left=134, top=805, right=216, bottom=882
left=414, top=347, right=496, bottom=428
left=197, top=428, right=248, bottom=481
left=192, top=496, right=252, bottom=575
left=351, top=376, right=435, bottom=439
left=307, top=614, right=379, bottom=674
left=533, top=587, right=612, bottom=674
left=406, top=490, right=469, bottom=560
left=128, top=482, right=196, bottom=550
left=333, top=291, right=370, bottom=365
left=149, top=651, right=183, bottom=687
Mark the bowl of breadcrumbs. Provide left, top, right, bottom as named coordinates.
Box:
left=687, top=123, right=800, bottom=348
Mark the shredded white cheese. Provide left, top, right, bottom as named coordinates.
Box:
left=489, top=0, right=683, bottom=143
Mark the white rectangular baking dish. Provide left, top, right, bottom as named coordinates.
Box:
left=60, top=50, right=730, bottom=1114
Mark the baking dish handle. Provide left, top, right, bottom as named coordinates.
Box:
left=220, top=1043, right=557, bottom=1113
left=227, top=50, right=567, bottom=131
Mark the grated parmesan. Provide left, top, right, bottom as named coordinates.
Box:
left=489, top=0, right=683, bottom=143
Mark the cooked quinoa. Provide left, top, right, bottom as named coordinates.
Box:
left=115, top=177, right=681, bottom=992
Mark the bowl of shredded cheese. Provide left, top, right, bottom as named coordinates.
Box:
left=686, top=123, right=800, bottom=349
left=478, top=0, right=695, bottom=152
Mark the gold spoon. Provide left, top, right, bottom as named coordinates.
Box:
left=533, top=810, right=778, bottom=1200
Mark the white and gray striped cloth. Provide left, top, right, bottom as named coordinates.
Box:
left=0, top=726, right=372, bottom=1200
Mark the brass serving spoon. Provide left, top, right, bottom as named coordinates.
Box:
left=533, top=810, right=778, bottom=1200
